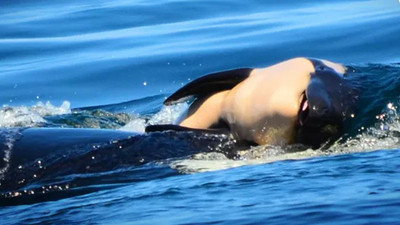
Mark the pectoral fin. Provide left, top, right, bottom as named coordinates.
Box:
left=164, top=68, right=252, bottom=105
left=145, top=124, right=230, bottom=135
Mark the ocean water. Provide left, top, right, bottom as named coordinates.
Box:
left=1, top=0, right=400, bottom=224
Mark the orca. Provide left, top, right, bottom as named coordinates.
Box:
left=146, top=57, right=358, bottom=147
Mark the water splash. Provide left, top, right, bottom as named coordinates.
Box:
left=118, top=116, right=147, bottom=133
left=0, top=129, right=22, bottom=181
left=120, top=102, right=188, bottom=132
left=0, top=101, right=71, bottom=128
left=334, top=102, right=400, bottom=152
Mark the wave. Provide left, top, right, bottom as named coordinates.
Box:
left=0, top=101, right=71, bottom=128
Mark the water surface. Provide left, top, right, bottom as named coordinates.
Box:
left=1, top=0, right=400, bottom=224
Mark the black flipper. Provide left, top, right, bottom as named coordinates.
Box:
left=164, top=68, right=253, bottom=105
left=145, top=124, right=230, bottom=135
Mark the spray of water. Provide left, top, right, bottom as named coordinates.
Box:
left=0, top=101, right=71, bottom=128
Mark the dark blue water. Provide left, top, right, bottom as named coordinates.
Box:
left=2, top=150, right=400, bottom=225
left=1, top=0, right=400, bottom=224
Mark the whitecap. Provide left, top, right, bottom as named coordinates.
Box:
left=119, top=102, right=189, bottom=132
left=0, top=101, right=71, bottom=128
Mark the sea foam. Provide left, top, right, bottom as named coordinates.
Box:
left=0, top=101, right=71, bottom=128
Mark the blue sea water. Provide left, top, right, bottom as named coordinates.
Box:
left=1, top=0, right=400, bottom=224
